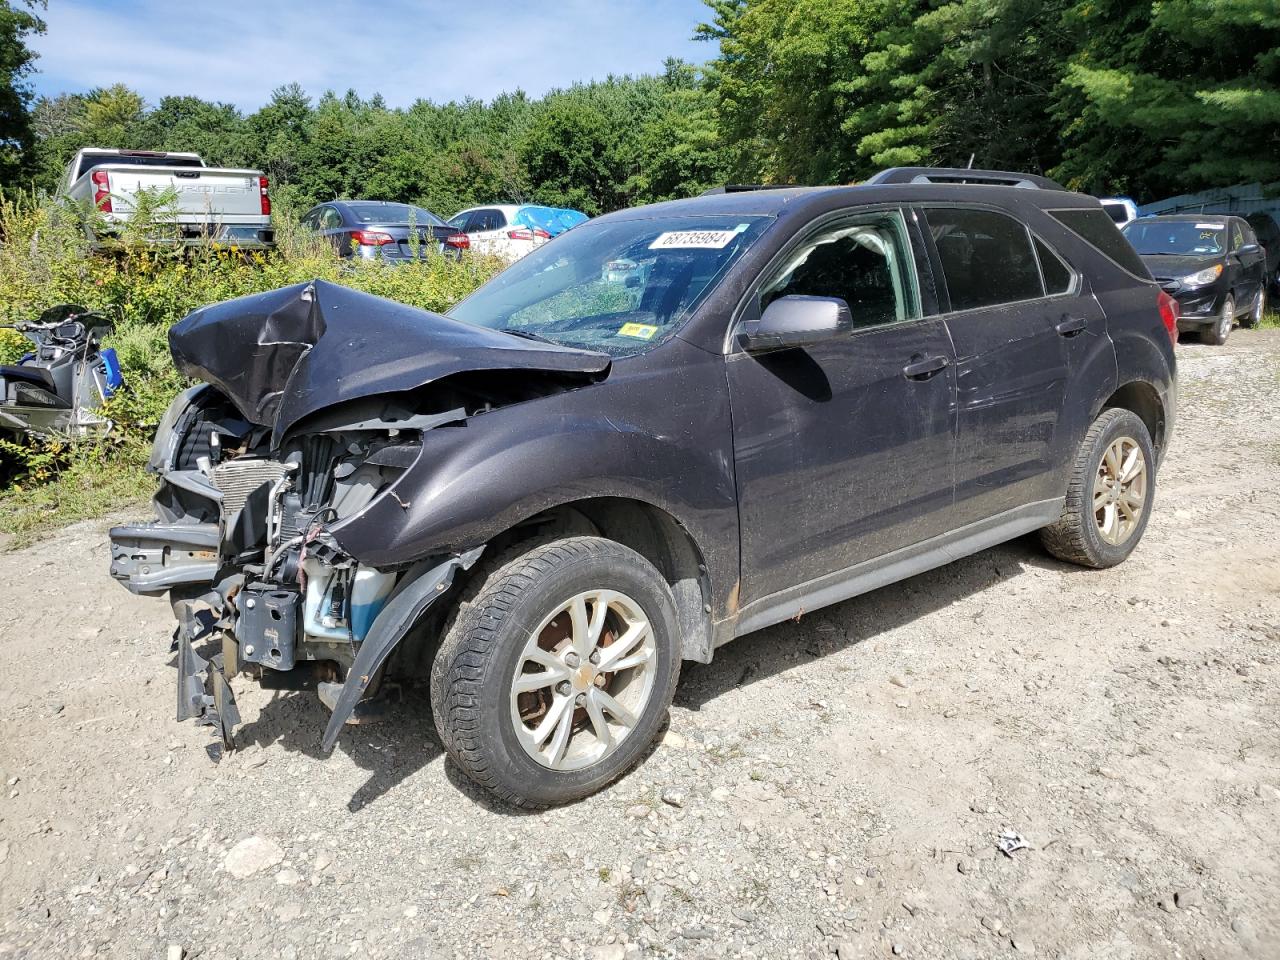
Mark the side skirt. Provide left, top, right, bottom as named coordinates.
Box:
left=727, top=499, right=1064, bottom=642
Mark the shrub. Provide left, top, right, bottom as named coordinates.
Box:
left=0, top=191, right=504, bottom=542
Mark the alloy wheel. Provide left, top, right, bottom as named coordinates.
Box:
left=1094, top=436, right=1147, bottom=545
left=509, top=589, right=657, bottom=771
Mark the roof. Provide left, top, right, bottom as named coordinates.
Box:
left=595, top=181, right=1100, bottom=225
left=77, top=147, right=203, bottom=160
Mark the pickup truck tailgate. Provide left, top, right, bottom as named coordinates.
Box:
left=98, top=165, right=265, bottom=223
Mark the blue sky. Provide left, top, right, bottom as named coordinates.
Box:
left=31, top=0, right=717, bottom=111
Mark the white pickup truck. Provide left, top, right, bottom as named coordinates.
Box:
left=61, top=148, right=275, bottom=249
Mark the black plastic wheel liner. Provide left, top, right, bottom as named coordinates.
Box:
left=167, top=279, right=611, bottom=448
left=320, top=547, right=483, bottom=753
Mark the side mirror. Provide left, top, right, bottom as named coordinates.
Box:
left=1240, top=242, right=1261, bottom=255
left=739, top=295, right=854, bottom=352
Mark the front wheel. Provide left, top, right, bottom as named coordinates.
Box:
left=1241, top=286, right=1265, bottom=329
left=1041, top=408, right=1156, bottom=569
left=431, top=536, right=681, bottom=808
left=1201, top=294, right=1234, bottom=345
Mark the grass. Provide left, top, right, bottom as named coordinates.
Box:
left=0, top=455, right=152, bottom=549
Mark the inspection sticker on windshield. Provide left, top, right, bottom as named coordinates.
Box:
left=618, top=322, right=659, bottom=340
left=650, top=230, right=739, bottom=250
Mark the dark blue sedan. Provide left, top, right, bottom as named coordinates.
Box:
left=300, top=200, right=470, bottom=261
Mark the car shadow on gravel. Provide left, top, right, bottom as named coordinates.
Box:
left=675, top=534, right=1077, bottom=710
left=229, top=685, right=447, bottom=814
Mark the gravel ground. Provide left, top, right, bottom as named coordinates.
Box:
left=1, top=331, right=1278, bottom=960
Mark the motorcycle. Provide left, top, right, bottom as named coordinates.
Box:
left=0, top=305, right=124, bottom=439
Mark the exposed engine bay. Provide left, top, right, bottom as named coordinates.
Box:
left=111, top=384, right=471, bottom=747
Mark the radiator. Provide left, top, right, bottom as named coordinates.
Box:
left=211, top=458, right=287, bottom=517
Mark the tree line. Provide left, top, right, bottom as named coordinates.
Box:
left=1, top=0, right=1277, bottom=218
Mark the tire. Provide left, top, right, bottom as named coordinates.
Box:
left=431, top=536, right=681, bottom=808
left=1240, top=286, right=1265, bottom=329
left=1040, top=408, right=1156, bottom=569
left=1201, top=294, right=1234, bottom=345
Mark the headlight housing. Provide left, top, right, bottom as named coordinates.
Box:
left=1180, top=264, right=1223, bottom=287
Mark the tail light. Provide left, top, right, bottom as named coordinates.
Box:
left=1157, top=290, right=1180, bottom=346
left=259, top=176, right=271, bottom=216
left=507, top=227, right=551, bottom=241
left=351, top=230, right=394, bottom=246
left=91, top=170, right=112, bottom=213
left=445, top=233, right=470, bottom=250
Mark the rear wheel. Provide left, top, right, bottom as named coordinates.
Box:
left=431, top=536, right=681, bottom=808
left=1201, top=294, right=1234, bottom=345
left=1041, top=408, right=1156, bottom=569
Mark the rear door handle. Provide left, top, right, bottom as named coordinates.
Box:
left=1055, top=316, right=1088, bottom=337
left=902, top=355, right=949, bottom=380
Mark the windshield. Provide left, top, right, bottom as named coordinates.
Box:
left=448, top=215, right=770, bottom=356
left=348, top=202, right=446, bottom=227
left=1123, top=220, right=1226, bottom=256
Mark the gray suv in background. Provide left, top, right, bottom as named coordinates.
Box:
left=110, top=167, right=1177, bottom=808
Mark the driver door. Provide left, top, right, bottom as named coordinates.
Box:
left=726, top=209, right=957, bottom=606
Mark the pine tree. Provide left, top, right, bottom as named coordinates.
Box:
left=1054, top=0, right=1280, bottom=198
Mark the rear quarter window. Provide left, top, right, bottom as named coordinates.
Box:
left=1049, top=208, right=1150, bottom=279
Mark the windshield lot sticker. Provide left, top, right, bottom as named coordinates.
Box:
left=618, top=322, right=659, bottom=339
left=649, top=230, right=739, bottom=250
left=1195, top=223, right=1223, bottom=230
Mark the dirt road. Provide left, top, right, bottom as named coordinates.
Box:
left=2, top=332, right=1278, bottom=960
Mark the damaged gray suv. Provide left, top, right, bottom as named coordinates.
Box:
left=110, top=168, right=1178, bottom=807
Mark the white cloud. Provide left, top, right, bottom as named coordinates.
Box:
left=31, top=0, right=715, bottom=110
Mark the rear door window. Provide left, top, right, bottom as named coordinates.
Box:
left=1050, top=207, right=1149, bottom=278
left=924, top=208, right=1044, bottom=311
left=319, top=207, right=343, bottom=230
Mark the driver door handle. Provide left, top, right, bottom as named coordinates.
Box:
left=902, top=355, right=949, bottom=380
left=1055, top=316, right=1088, bottom=337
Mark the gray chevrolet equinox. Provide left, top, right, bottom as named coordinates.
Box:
left=110, top=167, right=1178, bottom=807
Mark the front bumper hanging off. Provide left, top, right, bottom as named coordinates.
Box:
left=151, top=545, right=484, bottom=753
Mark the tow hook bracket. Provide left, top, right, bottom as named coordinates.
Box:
left=236, top=584, right=300, bottom=671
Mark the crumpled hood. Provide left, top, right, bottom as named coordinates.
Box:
left=168, top=280, right=611, bottom=445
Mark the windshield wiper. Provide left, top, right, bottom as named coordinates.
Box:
left=500, top=328, right=558, bottom=345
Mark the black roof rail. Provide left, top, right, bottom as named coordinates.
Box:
left=866, top=167, right=1067, bottom=191
left=699, top=184, right=805, bottom=196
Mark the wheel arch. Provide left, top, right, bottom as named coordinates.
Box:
left=1098, top=380, right=1167, bottom=457
left=471, top=496, right=716, bottom=663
